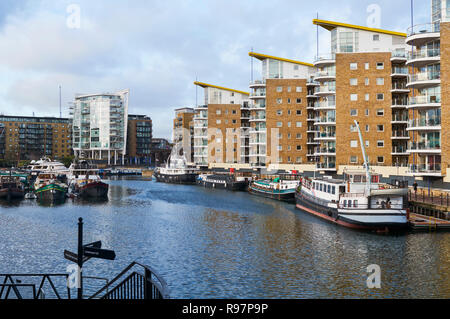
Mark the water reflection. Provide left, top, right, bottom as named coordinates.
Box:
left=0, top=177, right=448, bottom=299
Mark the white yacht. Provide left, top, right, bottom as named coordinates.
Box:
left=154, top=146, right=198, bottom=184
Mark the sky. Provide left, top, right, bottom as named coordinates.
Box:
left=0, top=0, right=431, bottom=139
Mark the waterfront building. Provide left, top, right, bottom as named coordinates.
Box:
left=71, top=90, right=129, bottom=165
left=193, top=82, right=251, bottom=169
left=126, top=114, right=152, bottom=165
left=248, top=52, right=317, bottom=172
left=312, top=20, right=409, bottom=176
left=0, top=115, right=72, bottom=161
left=173, top=108, right=196, bottom=164
left=406, top=0, right=448, bottom=183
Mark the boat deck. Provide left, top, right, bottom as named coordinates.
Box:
left=408, top=213, right=450, bottom=231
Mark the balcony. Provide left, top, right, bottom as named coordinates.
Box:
left=249, top=127, right=267, bottom=134
left=391, top=146, right=409, bottom=155
left=315, top=148, right=336, bottom=156
left=316, top=132, right=336, bottom=140
left=391, top=83, right=410, bottom=93
left=391, top=115, right=409, bottom=124
left=408, top=141, right=441, bottom=154
left=313, top=54, right=336, bottom=67
left=408, top=94, right=441, bottom=109
left=391, top=98, right=408, bottom=109
left=391, top=131, right=409, bottom=140
left=314, top=71, right=336, bottom=82
left=408, top=163, right=442, bottom=177
left=307, top=88, right=320, bottom=98
left=406, top=23, right=440, bottom=46
left=307, top=79, right=320, bottom=87
left=391, top=67, right=408, bottom=78
left=251, top=103, right=266, bottom=110
left=249, top=115, right=266, bottom=122
left=407, top=71, right=440, bottom=89
left=314, top=117, right=336, bottom=126
left=307, top=139, right=320, bottom=145
left=249, top=80, right=266, bottom=88
left=316, top=162, right=336, bottom=171
left=314, top=86, right=336, bottom=97
left=249, top=92, right=266, bottom=99
left=407, top=118, right=441, bottom=131
left=314, top=101, right=336, bottom=110
left=391, top=49, right=407, bottom=63
left=406, top=48, right=440, bottom=67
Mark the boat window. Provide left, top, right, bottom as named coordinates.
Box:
left=319, top=184, right=323, bottom=192
left=327, top=185, right=331, bottom=193
left=332, top=186, right=336, bottom=195
left=354, top=175, right=361, bottom=183
left=343, top=200, right=347, bottom=207
left=354, top=200, right=358, bottom=208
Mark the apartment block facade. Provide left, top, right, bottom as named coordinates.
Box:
left=193, top=82, right=250, bottom=168
left=0, top=116, right=72, bottom=161
left=312, top=20, right=408, bottom=174
left=248, top=53, right=316, bottom=171
left=126, top=114, right=152, bottom=165
left=71, top=90, right=129, bottom=165
left=173, top=108, right=196, bottom=164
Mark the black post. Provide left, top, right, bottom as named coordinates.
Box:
left=144, top=268, right=151, bottom=300
left=77, top=218, right=83, bottom=300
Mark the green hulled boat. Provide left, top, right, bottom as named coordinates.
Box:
left=34, top=173, right=68, bottom=203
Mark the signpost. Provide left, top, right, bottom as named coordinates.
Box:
left=64, top=218, right=116, bottom=299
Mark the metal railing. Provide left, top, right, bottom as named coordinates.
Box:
left=409, top=94, right=441, bottom=105
left=407, top=23, right=440, bottom=36
left=407, top=48, right=440, bottom=60
left=408, top=71, right=441, bottom=83
left=89, top=262, right=168, bottom=300
left=408, top=118, right=441, bottom=128
left=0, top=274, right=71, bottom=299
left=409, top=141, right=441, bottom=151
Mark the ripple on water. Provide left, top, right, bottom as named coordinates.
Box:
left=0, top=177, right=449, bottom=298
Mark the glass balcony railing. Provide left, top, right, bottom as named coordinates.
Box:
left=317, top=148, right=336, bottom=154
left=392, top=67, right=408, bottom=74
left=409, top=141, right=441, bottom=151
left=407, top=49, right=440, bottom=60
left=409, top=164, right=441, bottom=174
left=315, top=71, right=336, bottom=78
left=391, top=49, right=406, bottom=58
left=315, top=117, right=336, bottom=123
left=407, top=23, right=440, bottom=36
left=392, top=131, right=409, bottom=138
left=316, top=162, right=336, bottom=169
left=317, top=132, right=336, bottom=138
left=392, top=115, right=409, bottom=122
left=409, top=71, right=440, bottom=83
left=409, top=118, right=441, bottom=128
left=314, top=53, right=336, bottom=63
left=409, top=94, right=441, bottom=105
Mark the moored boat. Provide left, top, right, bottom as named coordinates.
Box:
left=295, top=121, right=408, bottom=232
left=154, top=146, right=198, bottom=185
left=197, top=174, right=249, bottom=191
left=67, top=161, right=109, bottom=199
left=0, top=175, right=25, bottom=200
left=248, top=177, right=299, bottom=202
left=34, top=173, right=68, bottom=203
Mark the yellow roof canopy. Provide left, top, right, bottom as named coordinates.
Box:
left=193, top=81, right=249, bottom=95
left=313, top=19, right=407, bottom=37
left=249, top=52, right=313, bottom=67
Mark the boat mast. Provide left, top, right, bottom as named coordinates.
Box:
left=354, top=120, right=371, bottom=194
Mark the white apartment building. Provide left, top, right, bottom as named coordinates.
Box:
left=71, top=90, right=129, bottom=165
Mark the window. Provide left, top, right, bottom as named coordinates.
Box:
left=332, top=186, right=336, bottom=195
left=232, top=119, right=237, bottom=124
left=296, top=122, right=302, bottom=128
left=365, top=63, right=369, bottom=70
left=350, top=140, right=358, bottom=148
left=277, top=98, right=282, bottom=104
left=296, top=87, right=302, bottom=92
left=287, top=122, right=291, bottom=127
left=350, top=63, right=358, bottom=70
left=287, top=98, right=291, bottom=104
left=377, top=156, right=384, bottom=163
left=373, top=34, right=380, bottom=41
left=376, top=78, right=385, bottom=85
left=365, top=94, right=370, bottom=101
left=296, top=110, right=302, bottom=115
left=350, top=124, right=357, bottom=132
left=277, top=122, right=282, bottom=127
left=350, top=156, right=358, bottom=163
left=296, top=157, right=302, bottom=163
left=296, top=133, right=302, bottom=139
left=277, top=110, right=283, bottom=116
left=277, top=145, right=282, bottom=151
left=297, top=145, right=302, bottom=151
left=377, top=93, right=384, bottom=101
left=365, top=125, right=369, bottom=132
left=232, top=110, right=237, bottom=114
left=278, top=133, right=282, bottom=139
left=277, top=86, right=282, bottom=92
left=350, top=94, right=358, bottom=101
left=377, top=125, right=384, bottom=132
left=365, top=140, right=370, bottom=147
left=287, top=87, right=292, bottom=92
left=377, top=140, right=385, bottom=147
left=350, top=78, right=358, bottom=86
left=216, top=110, right=221, bottom=115
left=350, top=109, right=358, bottom=116
left=216, top=120, right=221, bottom=124
left=296, top=98, right=302, bottom=104
left=376, top=109, right=384, bottom=116
left=376, top=62, right=384, bottom=70
left=365, top=78, right=369, bottom=85
left=287, top=110, right=291, bottom=115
